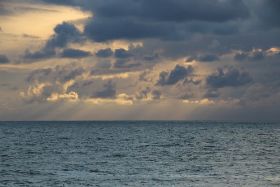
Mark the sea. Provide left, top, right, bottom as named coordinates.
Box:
left=0, top=121, right=280, bottom=187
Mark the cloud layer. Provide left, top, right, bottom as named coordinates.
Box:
left=0, top=0, right=280, bottom=121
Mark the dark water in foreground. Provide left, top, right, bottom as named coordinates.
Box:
left=0, top=121, right=280, bottom=187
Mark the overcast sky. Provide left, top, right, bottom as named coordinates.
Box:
left=0, top=0, right=280, bottom=121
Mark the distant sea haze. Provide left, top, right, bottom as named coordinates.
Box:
left=1, top=121, right=280, bottom=186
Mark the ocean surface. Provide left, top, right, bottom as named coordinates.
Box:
left=0, top=121, right=280, bottom=187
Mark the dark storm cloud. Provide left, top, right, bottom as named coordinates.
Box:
left=256, top=0, right=280, bottom=28
left=157, top=65, right=193, bottom=86
left=84, top=18, right=177, bottom=42
left=0, top=55, right=10, bottom=64
left=206, top=67, right=252, bottom=88
left=39, top=0, right=280, bottom=54
left=93, top=81, right=116, bottom=98
left=36, top=0, right=280, bottom=61
left=88, top=0, right=248, bottom=22
left=61, top=48, right=91, bottom=58
left=24, top=22, right=84, bottom=60
left=79, top=0, right=249, bottom=42
left=96, top=48, right=113, bottom=58
left=42, top=0, right=249, bottom=22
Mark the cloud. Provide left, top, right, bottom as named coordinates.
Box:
left=22, top=64, right=86, bottom=103
left=256, top=0, right=280, bottom=28
left=80, top=0, right=249, bottom=42
left=93, top=80, right=116, bottom=98
left=26, top=64, right=85, bottom=83
left=96, top=48, right=113, bottom=58
left=46, top=91, right=79, bottom=102
left=85, top=93, right=133, bottom=105
left=114, top=59, right=139, bottom=69
left=24, top=49, right=55, bottom=60
left=157, top=65, right=193, bottom=86
left=136, top=87, right=161, bottom=101
left=206, top=66, right=252, bottom=88
left=187, top=54, right=220, bottom=62
left=0, top=4, right=11, bottom=15
left=61, top=48, right=91, bottom=58
left=234, top=49, right=266, bottom=62
left=0, top=54, right=10, bottom=64
left=38, top=0, right=280, bottom=57
left=198, top=54, right=220, bottom=62
left=46, top=22, right=84, bottom=48
left=86, top=0, right=248, bottom=22
left=114, top=48, right=133, bottom=59
left=24, top=22, right=84, bottom=60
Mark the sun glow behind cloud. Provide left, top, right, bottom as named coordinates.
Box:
left=0, top=2, right=90, bottom=38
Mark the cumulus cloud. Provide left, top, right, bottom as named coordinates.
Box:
left=24, top=22, right=84, bottom=60
left=45, top=22, right=84, bottom=48
left=96, top=48, right=113, bottom=58
left=206, top=67, right=252, bottom=88
left=157, top=65, right=194, bottom=86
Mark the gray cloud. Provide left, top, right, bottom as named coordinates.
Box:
left=114, top=48, right=133, bottom=59
left=24, top=22, right=84, bottom=60
left=38, top=0, right=280, bottom=55
left=187, top=54, right=220, bottom=62
left=136, top=87, right=161, bottom=100
left=93, top=80, right=116, bottom=98
left=234, top=50, right=265, bottom=62
left=198, top=54, right=220, bottom=62
left=96, top=48, right=113, bottom=58
left=0, top=55, right=10, bottom=64
left=206, top=67, right=253, bottom=88
left=46, top=22, right=84, bottom=48
left=24, top=49, right=55, bottom=60
left=256, top=0, right=280, bottom=28
left=157, top=65, right=193, bottom=86
left=27, top=64, right=84, bottom=83
left=61, top=48, right=91, bottom=58
left=114, top=59, right=140, bottom=69
left=79, top=0, right=249, bottom=42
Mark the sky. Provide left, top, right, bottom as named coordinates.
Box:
left=0, top=0, right=280, bottom=121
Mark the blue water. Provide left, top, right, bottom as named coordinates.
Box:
left=0, top=121, right=280, bottom=187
